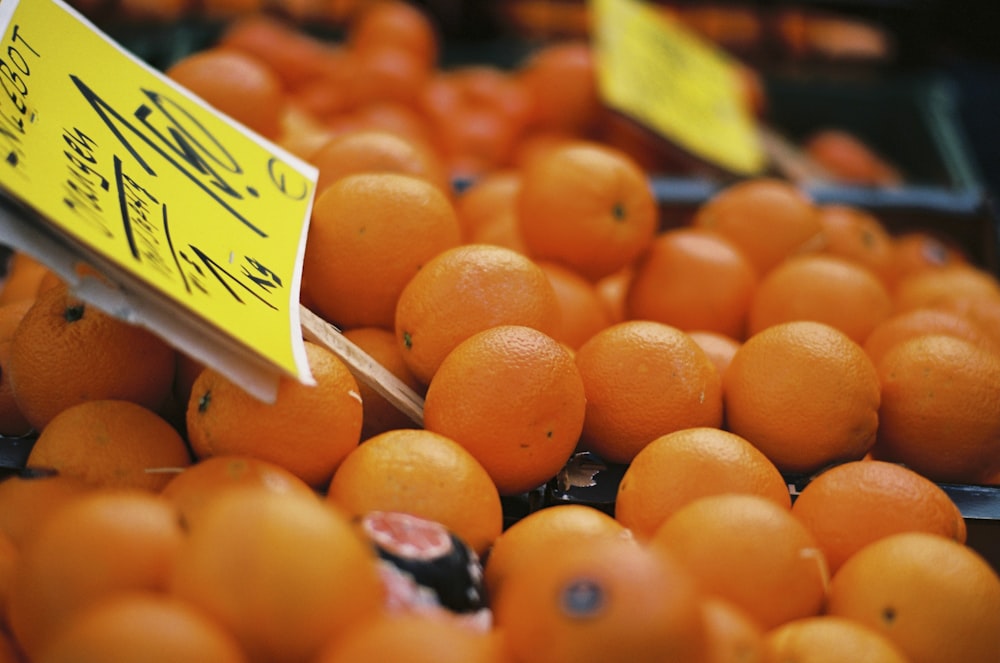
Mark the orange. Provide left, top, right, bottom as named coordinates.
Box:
left=651, top=493, right=829, bottom=630
left=308, top=129, right=450, bottom=196
left=8, top=281, right=177, bottom=432
left=326, top=428, right=503, bottom=555
left=217, top=13, right=344, bottom=89
left=453, top=169, right=522, bottom=243
left=747, top=253, right=892, bottom=345
left=347, top=101, right=436, bottom=148
left=764, top=615, right=909, bottom=663
left=37, top=591, right=248, bottom=663
left=302, top=172, right=461, bottom=330
left=166, top=47, right=286, bottom=140
left=420, top=67, right=532, bottom=178
left=422, top=325, right=586, bottom=496
left=686, top=330, right=741, bottom=378
left=791, top=459, right=966, bottom=574
left=691, top=178, right=824, bottom=276
left=516, top=40, right=602, bottom=136
left=871, top=334, right=1000, bottom=483
left=493, top=535, right=710, bottom=663
left=825, top=532, right=1000, bottom=663
left=723, top=320, right=880, bottom=475
left=0, top=473, right=94, bottom=548
left=700, top=597, right=768, bottom=663
left=536, top=260, right=613, bottom=349
left=6, top=489, right=184, bottom=660
left=615, top=427, right=791, bottom=541
left=803, top=129, right=902, bottom=186
left=574, top=320, right=723, bottom=465
left=862, top=306, right=999, bottom=368
left=933, top=293, right=1000, bottom=350
left=482, top=504, right=628, bottom=602
left=625, top=228, right=759, bottom=339
left=816, top=204, right=896, bottom=285
left=394, top=244, right=559, bottom=384
left=889, top=230, right=968, bottom=286
left=0, top=530, right=16, bottom=627
left=186, top=340, right=363, bottom=489
left=170, top=488, right=385, bottom=663
left=0, top=337, right=31, bottom=437
left=340, top=327, right=424, bottom=440
left=314, top=612, right=501, bottom=663
left=0, top=299, right=32, bottom=341
left=347, top=0, right=439, bottom=70
left=517, top=140, right=658, bottom=281
left=0, top=252, right=51, bottom=306
left=594, top=266, right=631, bottom=324
left=891, top=263, right=1000, bottom=313
left=160, top=455, right=318, bottom=531
left=24, top=400, right=192, bottom=492
left=347, top=45, right=433, bottom=109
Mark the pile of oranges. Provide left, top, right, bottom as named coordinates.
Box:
left=2, top=1, right=1000, bottom=661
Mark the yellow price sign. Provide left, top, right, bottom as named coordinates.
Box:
left=0, top=0, right=318, bottom=395
left=591, top=0, right=766, bottom=176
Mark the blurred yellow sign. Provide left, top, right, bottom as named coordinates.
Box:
left=591, top=0, right=766, bottom=175
left=0, top=0, right=317, bottom=391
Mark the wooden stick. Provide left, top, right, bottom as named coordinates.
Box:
left=299, top=305, right=425, bottom=427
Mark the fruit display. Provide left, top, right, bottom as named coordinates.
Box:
left=2, top=1, right=1000, bottom=661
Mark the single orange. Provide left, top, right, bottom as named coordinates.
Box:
left=816, top=204, right=896, bottom=285
left=347, top=45, right=433, bottom=109
left=8, top=281, right=177, bottom=432
left=516, top=40, right=602, bottom=136
left=453, top=169, right=523, bottom=243
left=494, top=535, right=710, bottom=663
left=871, top=334, right=1000, bottom=483
left=862, top=306, right=999, bottom=369
left=422, top=325, right=586, bottom=496
left=625, top=228, right=759, bottom=340
left=615, top=427, right=791, bottom=541
left=747, top=253, right=892, bottom=345
left=166, top=47, right=286, bottom=140
left=302, top=172, right=461, bottom=330
left=891, top=263, right=1000, bottom=314
left=0, top=530, right=16, bottom=628
left=691, top=178, right=824, bottom=276
left=314, top=612, right=501, bottom=663
left=160, top=455, right=318, bottom=531
left=651, top=493, right=829, bottom=630
left=24, top=400, right=192, bottom=492
left=574, top=320, right=723, bottom=465
left=594, top=266, right=631, bottom=324
left=764, top=615, right=909, bottom=663
left=347, top=0, right=440, bottom=70
left=825, top=532, right=1000, bottom=663
left=803, top=129, right=902, bottom=186
left=340, top=327, right=424, bottom=440
left=6, top=490, right=184, bottom=660
left=394, top=244, right=559, bottom=384
left=536, top=260, right=613, bottom=349
left=686, top=330, right=742, bottom=379
left=791, top=459, right=966, bottom=573
left=37, top=591, right=248, bottom=663
left=482, top=504, right=628, bottom=602
left=517, top=140, right=658, bottom=281
left=326, top=428, right=503, bottom=555
left=186, top=340, right=362, bottom=489
left=0, top=338, right=31, bottom=437
left=723, top=320, right=880, bottom=475
left=170, top=488, right=385, bottom=663
left=348, top=101, right=436, bottom=148
left=308, top=129, right=450, bottom=196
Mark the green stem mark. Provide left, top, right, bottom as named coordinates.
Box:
left=402, top=331, right=413, bottom=350
left=612, top=202, right=626, bottom=222
left=198, top=390, right=212, bottom=414
left=64, top=304, right=85, bottom=323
